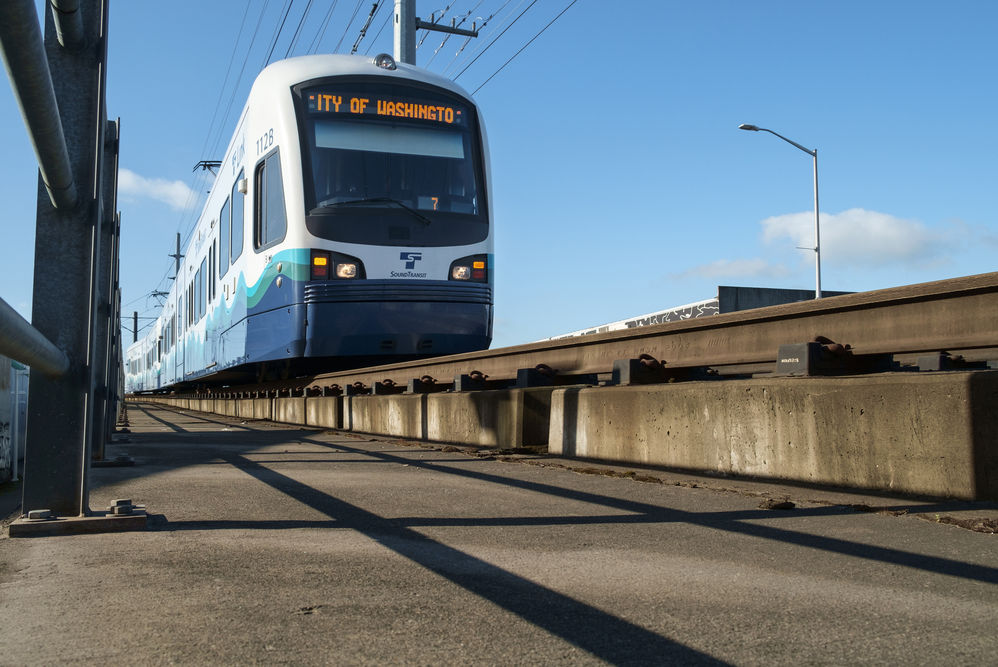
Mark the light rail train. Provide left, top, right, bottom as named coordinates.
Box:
left=126, top=53, right=493, bottom=392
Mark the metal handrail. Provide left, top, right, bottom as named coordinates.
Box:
left=51, top=0, right=86, bottom=50
left=0, top=297, right=69, bottom=377
left=0, top=0, right=78, bottom=210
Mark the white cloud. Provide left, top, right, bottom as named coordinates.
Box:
left=118, top=168, right=196, bottom=210
left=761, top=208, right=945, bottom=267
left=674, top=258, right=791, bottom=280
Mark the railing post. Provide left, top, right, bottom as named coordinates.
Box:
left=20, top=0, right=109, bottom=518
left=90, top=119, right=119, bottom=463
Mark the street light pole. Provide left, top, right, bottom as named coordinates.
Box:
left=739, top=124, right=822, bottom=299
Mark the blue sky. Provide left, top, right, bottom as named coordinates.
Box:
left=2, top=1, right=996, bottom=349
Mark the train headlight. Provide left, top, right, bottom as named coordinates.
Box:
left=312, top=249, right=365, bottom=280
left=374, top=53, right=397, bottom=70
left=449, top=255, right=489, bottom=283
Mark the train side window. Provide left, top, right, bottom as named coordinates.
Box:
left=210, top=239, right=217, bottom=301
left=231, top=171, right=244, bottom=263
left=207, top=243, right=213, bottom=302
left=197, top=259, right=206, bottom=320
left=255, top=151, right=286, bottom=250
left=219, top=197, right=230, bottom=275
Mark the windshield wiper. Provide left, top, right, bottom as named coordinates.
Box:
left=310, top=197, right=432, bottom=226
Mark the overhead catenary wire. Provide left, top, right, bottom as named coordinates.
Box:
left=446, top=0, right=522, bottom=73
left=285, top=0, right=316, bottom=58
left=439, top=1, right=509, bottom=76
left=333, top=0, right=366, bottom=53
left=452, top=0, right=533, bottom=81
left=472, top=0, right=578, bottom=94
left=416, top=3, right=455, bottom=49
left=262, top=0, right=296, bottom=67
left=308, top=0, right=340, bottom=53
left=150, top=0, right=273, bottom=311
left=132, top=0, right=285, bottom=327
left=156, top=2, right=250, bottom=306
left=183, top=0, right=253, bottom=230
left=424, top=0, right=484, bottom=67
left=208, top=1, right=275, bottom=160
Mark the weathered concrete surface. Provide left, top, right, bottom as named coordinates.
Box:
left=345, top=393, right=425, bottom=438
left=549, top=371, right=998, bottom=500
left=424, top=388, right=553, bottom=447
left=305, top=396, right=340, bottom=429
left=249, top=398, right=272, bottom=421
left=141, top=370, right=998, bottom=499
left=2, top=402, right=996, bottom=665
left=273, top=397, right=306, bottom=425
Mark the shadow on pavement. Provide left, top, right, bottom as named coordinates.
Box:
left=94, top=402, right=997, bottom=662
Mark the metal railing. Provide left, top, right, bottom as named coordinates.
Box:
left=0, top=0, right=76, bottom=381
left=0, top=0, right=78, bottom=210
left=0, top=0, right=121, bottom=521
left=0, top=298, right=69, bottom=378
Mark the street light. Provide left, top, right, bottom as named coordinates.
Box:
left=739, top=123, right=821, bottom=299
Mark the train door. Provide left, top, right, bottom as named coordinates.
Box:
left=245, top=148, right=304, bottom=363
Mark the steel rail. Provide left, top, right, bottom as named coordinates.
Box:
left=288, top=271, right=998, bottom=391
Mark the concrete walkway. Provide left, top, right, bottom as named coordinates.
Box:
left=1, top=401, right=996, bottom=665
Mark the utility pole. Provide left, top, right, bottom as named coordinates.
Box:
left=394, top=0, right=478, bottom=66
left=168, top=232, right=183, bottom=281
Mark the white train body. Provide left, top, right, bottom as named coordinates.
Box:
left=126, top=54, right=493, bottom=391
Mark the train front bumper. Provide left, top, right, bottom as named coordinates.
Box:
left=303, top=280, right=493, bottom=357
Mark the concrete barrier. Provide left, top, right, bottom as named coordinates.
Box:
left=250, top=398, right=272, bottom=421
left=425, top=388, right=553, bottom=447
left=346, top=394, right=425, bottom=438
left=340, top=388, right=554, bottom=446
left=306, top=396, right=341, bottom=429
left=549, top=371, right=998, bottom=500
left=273, top=397, right=306, bottom=425
left=129, top=370, right=997, bottom=499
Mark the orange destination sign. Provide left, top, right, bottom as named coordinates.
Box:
left=307, top=91, right=466, bottom=126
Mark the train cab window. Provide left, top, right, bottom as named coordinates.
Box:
left=297, top=81, right=488, bottom=247
left=255, top=151, right=286, bottom=250
left=231, top=170, right=245, bottom=263
left=219, top=198, right=230, bottom=275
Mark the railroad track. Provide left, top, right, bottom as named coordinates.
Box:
left=199, top=271, right=998, bottom=396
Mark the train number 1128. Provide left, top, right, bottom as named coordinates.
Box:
left=256, top=129, right=274, bottom=155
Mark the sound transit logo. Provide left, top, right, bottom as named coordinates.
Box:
left=393, top=251, right=427, bottom=278
left=400, top=251, right=422, bottom=269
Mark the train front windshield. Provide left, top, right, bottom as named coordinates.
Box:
left=298, top=81, right=488, bottom=247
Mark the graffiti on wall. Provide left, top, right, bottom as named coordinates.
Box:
left=0, top=421, right=10, bottom=482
